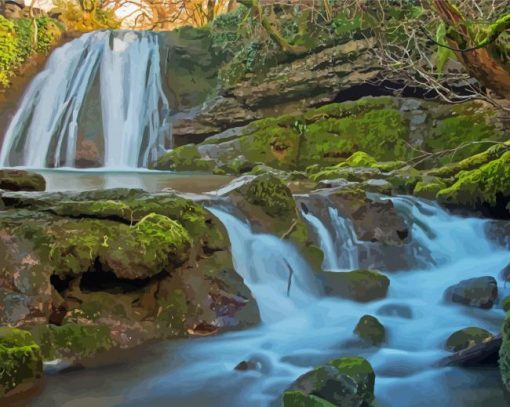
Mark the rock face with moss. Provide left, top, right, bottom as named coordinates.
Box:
left=0, top=327, right=42, bottom=397
left=445, top=327, right=492, bottom=352
left=321, top=270, right=389, bottom=302
left=0, top=169, right=45, bottom=191
left=0, top=188, right=260, bottom=360
left=155, top=97, right=504, bottom=174
left=500, top=312, right=510, bottom=392
left=354, top=315, right=386, bottom=346
left=283, top=356, right=376, bottom=407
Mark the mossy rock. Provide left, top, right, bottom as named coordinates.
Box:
left=287, top=356, right=375, bottom=407
left=354, top=315, right=386, bottom=346
left=240, top=173, right=295, bottom=218
left=445, top=327, right=492, bottom=352
left=0, top=327, right=42, bottom=397
left=29, top=323, right=113, bottom=361
left=502, top=295, right=510, bottom=312
left=500, top=311, right=510, bottom=391
left=437, top=151, right=510, bottom=216
left=0, top=170, right=45, bottom=192
left=152, top=144, right=215, bottom=171
left=282, top=391, right=336, bottom=407
left=413, top=178, right=447, bottom=200
left=322, top=270, right=390, bottom=302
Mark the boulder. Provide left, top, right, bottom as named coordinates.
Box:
left=322, top=270, right=389, bottom=302
left=354, top=315, right=386, bottom=346
left=445, top=276, right=498, bottom=309
left=502, top=295, right=510, bottom=312
left=501, top=313, right=510, bottom=391
left=284, top=356, right=375, bottom=407
left=0, top=327, right=42, bottom=398
left=377, top=303, right=413, bottom=319
left=445, top=327, right=493, bottom=352
left=413, top=177, right=447, bottom=200
left=0, top=169, right=45, bottom=191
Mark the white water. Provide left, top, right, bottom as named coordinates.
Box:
left=30, top=197, right=510, bottom=407
left=207, top=207, right=321, bottom=323
left=0, top=30, right=170, bottom=169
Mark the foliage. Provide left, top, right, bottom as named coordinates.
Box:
left=0, top=15, right=62, bottom=87
left=53, top=0, right=120, bottom=32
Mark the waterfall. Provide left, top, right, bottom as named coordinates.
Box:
left=301, top=205, right=359, bottom=271
left=0, top=30, right=170, bottom=169
left=207, top=207, right=321, bottom=323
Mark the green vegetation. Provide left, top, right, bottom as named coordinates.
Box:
left=0, top=327, right=42, bottom=397
left=0, top=15, right=62, bottom=86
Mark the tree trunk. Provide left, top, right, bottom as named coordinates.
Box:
left=432, top=0, right=510, bottom=99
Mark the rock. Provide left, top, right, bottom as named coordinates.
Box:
left=500, top=263, right=510, bottom=281
left=0, top=169, right=45, bottom=191
left=285, top=356, right=375, bottom=407
left=234, top=359, right=262, bottom=372
left=445, top=276, right=498, bottom=309
left=322, top=270, right=390, bottom=302
left=362, top=179, right=393, bottom=195
left=445, top=327, right=493, bottom=352
left=413, top=177, right=447, bottom=200
left=354, top=315, right=386, bottom=345
left=440, top=334, right=501, bottom=367
left=377, top=303, right=413, bottom=319
left=501, top=313, right=510, bottom=391
left=437, top=150, right=510, bottom=219
left=502, top=295, right=510, bottom=312
left=0, top=327, right=43, bottom=398
left=282, top=391, right=335, bottom=407
left=29, top=323, right=113, bottom=362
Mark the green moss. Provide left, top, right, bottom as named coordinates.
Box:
left=0, top=16, right=62, bottom=87
left=428, top=142, right=509, bottom=178
left=344, top=151, right=377, bottom=167
left=30, top=324, right=112, bottom=361
left=413, top=178, right=447, bottom=200
left=0, top=328, right=42, bottom=397
left=437, top=151, right=510, bottom=211
left=152, top=145, right=215, bottom=171
left=354, top=315, right=386, bottom=346
left=503, top=295, right=510, bottom=312
left=282, top=391, right=336, bottom=407
left=424, top=113, right=499, bottom=165
left=156, top=288, right=189, bottom=337
left=500, top=311, right=510, bottom=391
left=0, top=169, right=46, bottom=191
left=243, top=173, right=295, bottom=218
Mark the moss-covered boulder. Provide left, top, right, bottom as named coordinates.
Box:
left=413, top=177, right=447, bottom=200
left=444, top=276, right=498, bottom=309
left=445, top=327, right=492, bottom=352
left=284, top=356, right=375, bottom=407
left=322, top=270, right=389, bottom=302
left=500, top=311, right=510, bottom=391
left=0, top=170, right=45, bottom=192
left=502, top=295, right=510, bottom=312
left=354, top=315, right=386, bottom=346
left=282, top=391, right=336, bottom=407
left=29, top=323, right=113, bottom=361
left=0, top=327, right=42, bottom=397
left=437, top=150, right=510, bottom=217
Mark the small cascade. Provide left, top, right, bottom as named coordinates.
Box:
left=0, top=30, right=170, bottom=169
left=207, top=207, right=321, bottom=323
left=301, top=206, right=359, bottom=271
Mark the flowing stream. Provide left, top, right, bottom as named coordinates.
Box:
left=26, top=195, right=510, bottom=407
left=0, top=31, right=170, bottom=169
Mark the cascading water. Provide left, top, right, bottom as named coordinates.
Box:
left=207, top=207, right=321, bottom=323
left=29, top=197, right=510, bottom=407
left=301, top=206, right=359, bottom=271
left=0, top=30, right=170, bottom=169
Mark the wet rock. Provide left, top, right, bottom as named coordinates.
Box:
left=501, top=313, right=510, bottom=391
left=0, top=169, right=45, bottom=191
left=234, top=359, right=262, bottom=372
left=440, top=334, right=501, bottom=367
left=445, top=327, right=493, bottom=352
left=354, top=315, right=386, bottom=345
left=445, top=276, right=498, bottom=309
left=377, top=303, right=413, bottom=319
left=322, top=270, right=389, bottom=302
left=0, top=327, right=43, bottom=398
left=500, top=262, right=510, bottom=281
left=284, top=356, right=375, bottom=407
